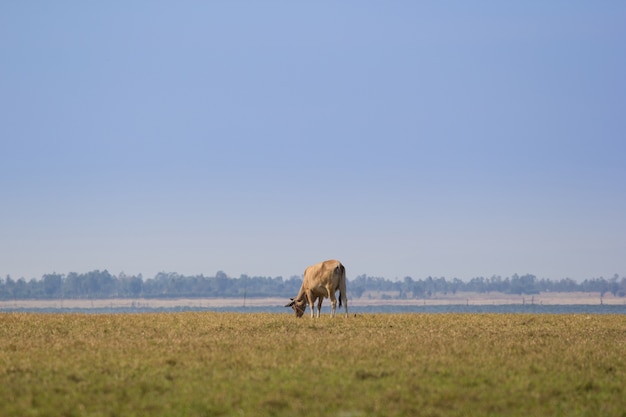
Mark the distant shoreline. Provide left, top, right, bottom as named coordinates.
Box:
left=1, top=291, right=624, bottom=310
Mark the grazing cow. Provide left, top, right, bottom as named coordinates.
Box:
left=285, top=259, right=348, bottom=318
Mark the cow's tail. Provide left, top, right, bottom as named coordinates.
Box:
left=336, top=263, right=347, bottom=313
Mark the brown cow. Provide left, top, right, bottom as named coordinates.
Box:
left=285, top=259, right=348, bottom=318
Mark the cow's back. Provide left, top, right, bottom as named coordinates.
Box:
left=303, top=259, right=342, bottom=293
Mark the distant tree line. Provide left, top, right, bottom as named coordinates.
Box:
left=350, top=274, right=626, bottom=299
left=1, top=270, right=625, bottom=301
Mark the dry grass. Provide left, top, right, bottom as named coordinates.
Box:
left=1, top=313, right=625, bottom=416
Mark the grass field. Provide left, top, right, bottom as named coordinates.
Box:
left=1, top=313, right=625, bottom=416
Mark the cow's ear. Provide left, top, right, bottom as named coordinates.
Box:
left=285, top=301, right=295, bottom=307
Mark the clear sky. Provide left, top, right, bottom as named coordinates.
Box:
left=1, top=2, right=625, bottom=282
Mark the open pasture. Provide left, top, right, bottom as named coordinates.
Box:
left=1, top=313, right=625, bottom=417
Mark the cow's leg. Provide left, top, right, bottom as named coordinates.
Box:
left=316, top=298, right=323, bottom=318
left=307, top=293, right=315, bottom=318
left=329, top=289, right=338, bottom=318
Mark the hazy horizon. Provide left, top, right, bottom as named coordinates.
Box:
left=2, top=2, right=625, bottom=283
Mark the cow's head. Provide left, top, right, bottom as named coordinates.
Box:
left=285, top=297, right=307, bottom=318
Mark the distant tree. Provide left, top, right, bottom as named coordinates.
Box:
left=85, top=270, right=116, bottom=298
left=400, top=276, right=414, bottom=298
left=43, top=273, right=64, bottom=298
left=467, top=277, right=487, bottom=293
left=64, top=272, right=82, bottom=297
left=214, top=271, right=230, bottom=295
left=351, top=284, right=365, bottom=298
left=609, top=274, right=620, bottom=296
left=14, top=278, right=30, bottom=298
left=118, top=275, right=143, bottom=297
left=582, top=277, right=609, bottom=297
left=488, top=276, right=507, bottom=293
left=618, top=277, right=626, bottom=297
left=509, top=274, right=539, bottom=295
left=551, top=278, right=569, bottom=292
left=449, top=278, right=463, bottom=294
left=1, top=275, right=15, bottom=300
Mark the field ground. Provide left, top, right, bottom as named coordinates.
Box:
left=1, top=313, right=625, bottom=416
left=0, top=291, right=624, bottom=310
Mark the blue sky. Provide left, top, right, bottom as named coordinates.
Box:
left=1, top=2, right=625, bottom=282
